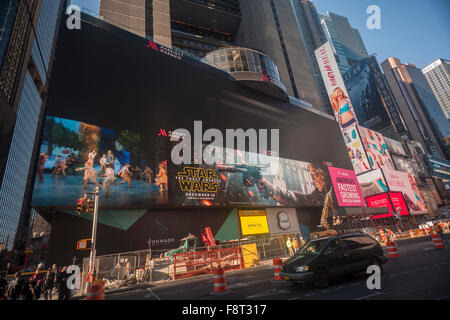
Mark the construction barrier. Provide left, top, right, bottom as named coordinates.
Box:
left=173, top=247, right=244, bottom=280
left=386, top=241, right=399, bottom=258
left=432, top=232, right=445, bottom=249
left=211, top=267, right=229, bottom=294
left=86, top=280, right=105, bottom=300
left=273, top=258, right=282, bottom=281
left=409, top=230, right=415, bottom=238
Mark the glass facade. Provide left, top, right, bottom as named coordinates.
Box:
left=203, top=47, right=282, bottom=84
left=0, top=0, right=17, bottom=67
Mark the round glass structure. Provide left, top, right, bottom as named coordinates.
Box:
left=202, top=47, right=287, bottom=99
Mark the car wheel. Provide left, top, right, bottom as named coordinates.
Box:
left=313, top=268, right=329, bottom=288
left=370, top=257, right=383, bottom=274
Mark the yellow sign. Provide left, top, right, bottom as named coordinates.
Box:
left=239, top=210, right=269, bottom=236
left=241, top=243, right=259, bottom=268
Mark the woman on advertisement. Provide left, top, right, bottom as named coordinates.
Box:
left=330, top=87, right=357, bottom=129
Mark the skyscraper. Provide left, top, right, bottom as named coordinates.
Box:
left=0, top=0, right=63, bottom=264
left=382, top=57, right=450, bottom=160
left=422, top=58, right=450, bottom=120
left=319, top=11, right=368, bottom=74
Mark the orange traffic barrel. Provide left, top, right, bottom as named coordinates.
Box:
left=432, top=232, right=445, bottom=249
left=211, top=267, right=230, bottom=295
left=379, top=229, right=386, bottom=242
left=409, top=230, right=415, bottom=238
left=386, top=241, right=399, bottom=258
left=86, top=280, right=105, bottom=300
left=273, top=258, right=282, bottom=281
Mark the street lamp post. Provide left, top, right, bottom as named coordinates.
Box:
left=88, top=186, right=100, bottom=284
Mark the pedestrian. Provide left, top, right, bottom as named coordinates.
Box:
left=292, top=237, right=299, bottom=254
left=7, top=272, right=26, bottom=300
left=436, top=224, right=448, bottom=248
left=29, top=267, right=44, bottom=300
left=286, top=237, right=294, bottom=256
left=125, top=259, right=131, bottom=279
left=56, top=266, right=71, bottom=300
left=43, top=267, right=56, bottom=300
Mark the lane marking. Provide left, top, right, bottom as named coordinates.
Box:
left=320, top=290, right=331, bottom=294
left=288, top=296, right=302, bottom=300
left=305, top=293, right=317, bottom=297
left=354, top=292, right=384, bottom=300
left=146, top=288, right=161, bottom=300
left=435, top=295, right=450, bottom=300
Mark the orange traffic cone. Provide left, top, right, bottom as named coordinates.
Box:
left=210, top=266, right=231, bottom=295
left=272, top=258, right=282, bottom=281
left=432, top=232, right=445, bottom=249
left=86, top=280, right=105, bottom=300
left=386, top=241, right=399, bottom=258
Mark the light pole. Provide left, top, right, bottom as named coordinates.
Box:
left=88, top=186, right=100, bottom=284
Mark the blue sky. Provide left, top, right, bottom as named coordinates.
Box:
left=71, top=0, right=449, bottom=68
left=314, top=0, right=450, bottom=68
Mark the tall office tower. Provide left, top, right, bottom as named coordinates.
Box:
left=98, top=0, right=240, bottom=57
left=235, top=0, right=328, bottom=113
left=0, top=0, right=63, bottom=264
left=319, top=12, right=368, bottom=74
left=289, top=0, right=332, bottom=114
left=382, top=57, right=450, bottom=160
left=422, top=58, right=450, bottom=120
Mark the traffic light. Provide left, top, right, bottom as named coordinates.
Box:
left=76, top=198, right=84, bottom=214
left=86, top=198, right=95, bottom=214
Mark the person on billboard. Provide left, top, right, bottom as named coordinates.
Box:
left=76, top=162, right=102, bottom=190
left=87, top=149, right=96, bottom=167
left=256, top=163, right=333, bottom=208
left=106, top=150, right=115, bottom=168
left=37, top=153, right=49, bottom=182
left=155, top=162, right=168, bottom=192
left=144, top=166, right=153, bottom=184
left=103, top=165, right=115, bottom=198
left=330, top=87, right=356, bottom=129
left=118, top=164, right=132, bottom=188
left=99, top=154, right=107, bottom=177
left=407, top=173, right=426, bottom=210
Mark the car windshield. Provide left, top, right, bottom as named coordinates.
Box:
left=298, top=239, right=328, bottom=255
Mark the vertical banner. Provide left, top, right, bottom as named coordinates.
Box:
left=315, top=42, right=370, bottom=175
left=327, top=167, right=366, bottom=206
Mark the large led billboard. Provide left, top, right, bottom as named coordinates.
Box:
left=342, top=124, right=370, bottom=175
left=365, top=192, right=409, bottom=219
left=30, top=14, right=355, bottom=211
left=384, top=137, right=407, bottom=157
left=327, top=166, right=365, bottom=207
left=342, top=59, right=391, bottom=131
left=31, top=116, right=168, bottom=208
left=381, top=166, right=427, bottom=214
left=357, top=169, right=388, bottom=197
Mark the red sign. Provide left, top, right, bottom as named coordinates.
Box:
left=365, top=192, right=409, bottom=219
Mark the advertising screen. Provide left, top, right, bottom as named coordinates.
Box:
left=342, top=59, right=391, bottom=131
left=239, top=210, right=269, bottom=236
left=425, top=178, right=443, bottom=206
left=381, top=166, right=427, bottom=214
left=358, top=126, right=394, bottom=170
left=357, top=169, right=388, bottom=197
left=31, top=116, right=168, bottom=208
left=315, top=42, right=358, bottom=132
left=327, top=166, right=365, bottom=207
left=388, top=192, right=409, bottom=216
left=384, top=137, right=407, bottom=157
left=342, top=124, right=370, bottom=175
left=172, top=146, right=338, bottom=208
left=365, top=193, right=392, bottom=219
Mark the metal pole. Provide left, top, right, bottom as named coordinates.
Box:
left=88, top=186, right=100, bottom=284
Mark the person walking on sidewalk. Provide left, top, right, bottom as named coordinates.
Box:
left=43, top=268, right=56, bottom=300
left=292, top=238, right=299, bottom=254
left=286, top=238, right=294, bottom=256
left=56, top=266, right=71, bottom=300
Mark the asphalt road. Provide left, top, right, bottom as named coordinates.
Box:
left=105, top=240, right=450, bottom=301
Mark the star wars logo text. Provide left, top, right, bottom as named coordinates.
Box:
left=177, top=167, right=220, bottom=194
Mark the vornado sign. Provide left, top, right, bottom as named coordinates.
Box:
left=265, top=208, right=300, bottom=235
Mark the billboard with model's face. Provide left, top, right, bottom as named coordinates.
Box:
left=357, top=169, right=388, bottom=197
left=315, top=42, right=358, bottom=131
left=327, top=166, right=366, bottom=207
left=381, top=166, right=427, bottom=214
left=358, top=126, right=395, bottom=170
left=31, top=116, right=168, bottom=208
left=342, top=59, right=391, bottom=131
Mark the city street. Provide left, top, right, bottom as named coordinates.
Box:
left=104, top=239, right=450, bottom=300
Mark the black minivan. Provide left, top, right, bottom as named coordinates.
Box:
left=279, top=233, right=388, bottom=288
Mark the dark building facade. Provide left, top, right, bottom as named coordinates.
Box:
left=29, top=13, right=359, bottom=265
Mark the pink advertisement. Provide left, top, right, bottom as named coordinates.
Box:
left=328, top=167, right=366, bottom=207
left=365, top=193, right=392, bottom=219
left=358, top=126, right=395, bottom=170
left=381, top=166, right=427, bottom=214
left=389, top=192, right=409, bottom=216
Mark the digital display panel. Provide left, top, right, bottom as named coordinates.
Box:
left=358, top=126, right=395, bottom=170
left=327, top=166, right=366, bottom=207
